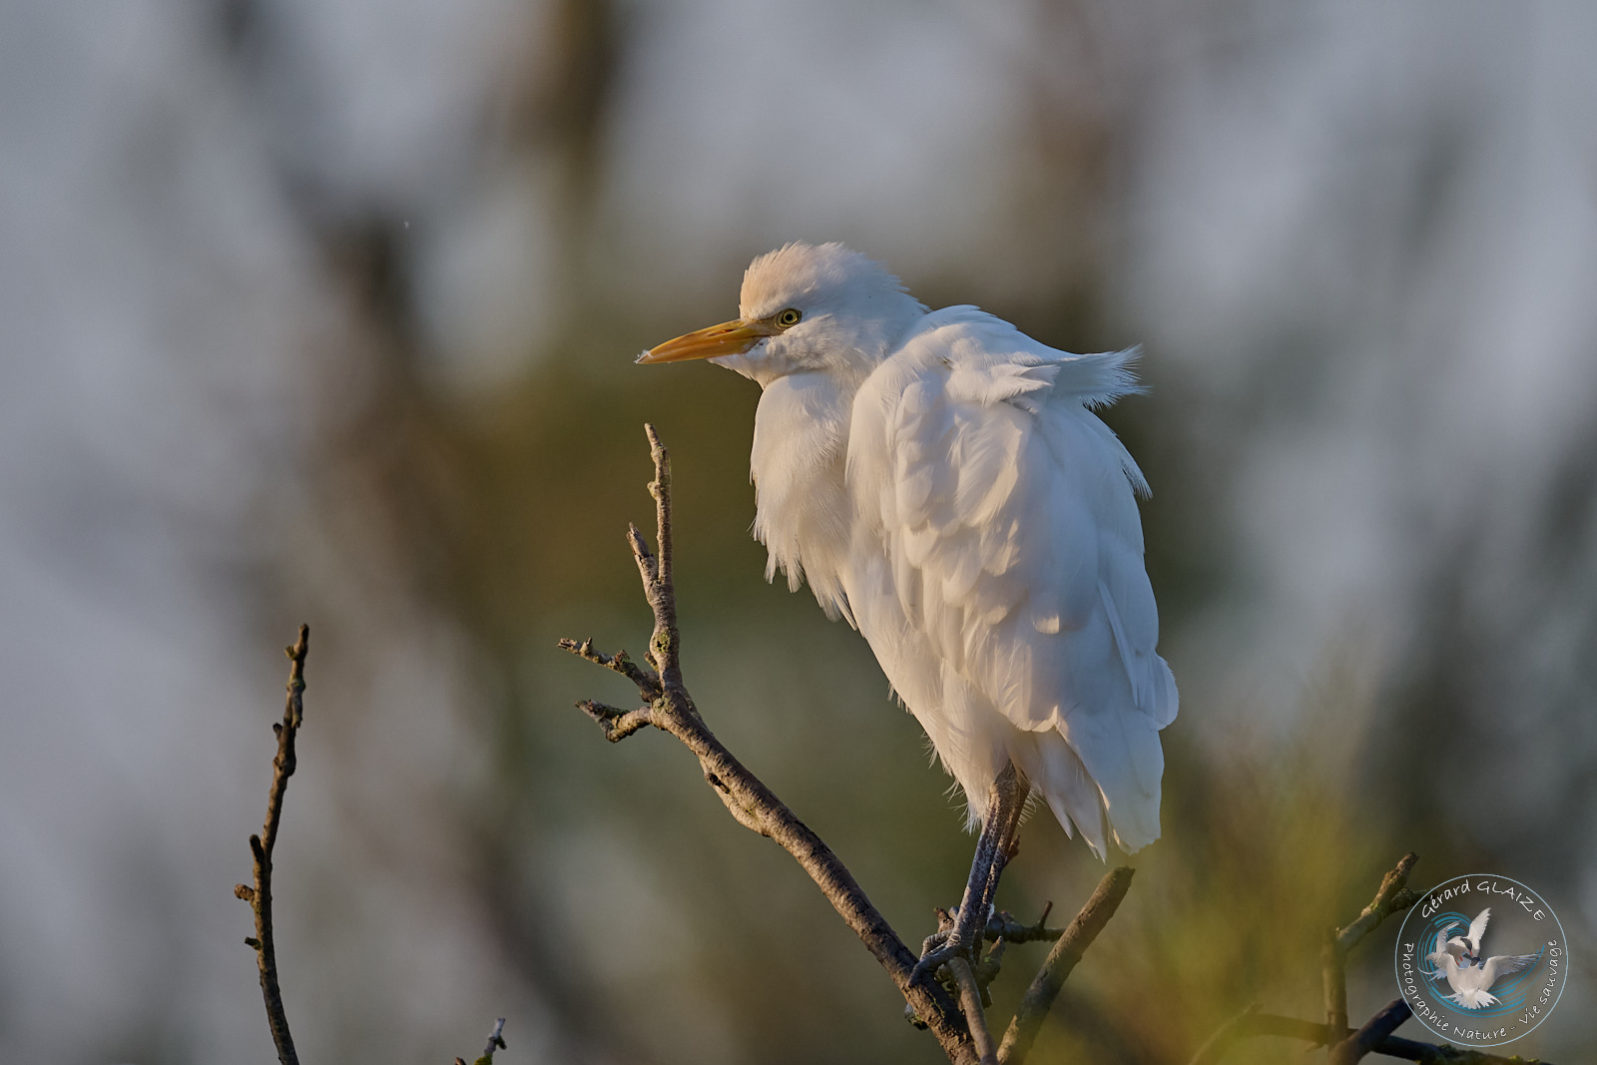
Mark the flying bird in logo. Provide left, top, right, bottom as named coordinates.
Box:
left=1447, top=907, right=1493, bottom=967
left=1426, top=908, right=1539, bottom=1009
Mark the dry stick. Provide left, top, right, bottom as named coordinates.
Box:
left=237, top=633, right=509, bottom=1065
left=1338, top=851, right=1420, bottom=953
left=480, top=1017, right=508, bottom=1059
left=1366, top=1036, right=1549, bottom=1065
left=950, top=957, right=999, bottom=1065
left=1323, top=852, right=1417, bottom=1054
left=1186, top=1003, right=1268, bottom=1065
left=996, top=866, right=1135, bottom=1065
left=981, top=904, right=1063, bottom=946
left=1187, top=1006, right=1549, bottom=1065
left=1186, top=853, right=1556, bottom=1065
left=1323, top=928, right=1348, bottom=1037
left=455, top=1017, right=509, bottom=1065
left=234, top=625, right=309, bottom=1065
left=1331, top=1000, right=1411, bottom=1065
left=562, top=425, right=980, bottom=1065
left=936, top=904, right=1000, bottom=1065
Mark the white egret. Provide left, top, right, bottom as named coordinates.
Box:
left=639, top=242, right=1176, bottom=978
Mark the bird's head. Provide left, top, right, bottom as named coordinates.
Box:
left=637, top=242, right=926, bottom=387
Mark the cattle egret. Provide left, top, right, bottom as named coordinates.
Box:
left=639, top=242, right=1176, bottom=979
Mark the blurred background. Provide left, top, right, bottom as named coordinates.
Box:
left=2, top=1, right=1593, bottom=1062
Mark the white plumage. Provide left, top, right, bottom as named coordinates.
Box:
left=1427, top=916, right=1539, bottom=1009
left=1448, top=907, right=1493, bottom=964
left=640, top=242, right=1176, bottom=856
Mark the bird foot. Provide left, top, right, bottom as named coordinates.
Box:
left=910, top=937, right=971, bottom=986
left=910, top=903, right=986, bottom=986
left=911, top=763, right=1027, bottom=987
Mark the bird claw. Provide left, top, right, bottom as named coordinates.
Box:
left=911, top=905, right=981, bottom=985
left=910, top=938, right=969, bottom=986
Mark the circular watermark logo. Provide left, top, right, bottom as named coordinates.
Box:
left=1394, top=873, right=1566, bottom=1047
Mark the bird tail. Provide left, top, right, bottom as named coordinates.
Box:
left=1009, top=731, right=1109, bottom=859
left=1448, top=989, right=1499, bottom=1009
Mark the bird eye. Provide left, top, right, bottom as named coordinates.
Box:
left=775, top=308, right=802, bottom=328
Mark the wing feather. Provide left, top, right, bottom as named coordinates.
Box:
left=1467, top=908, right=1492, bottom=950
left=845, top=307, right=1177, bottom=852
left=1485, top=953, right=1538, bottom=981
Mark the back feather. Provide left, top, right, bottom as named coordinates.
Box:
left=843, top=307, right=1176, bottom=854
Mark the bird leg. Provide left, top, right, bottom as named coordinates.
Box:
left=911, top=762, right=1029, bottom=986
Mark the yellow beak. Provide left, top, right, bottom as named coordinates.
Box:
left=636, top=318, right=776, bottom=364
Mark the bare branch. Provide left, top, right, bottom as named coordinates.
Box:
left=234, top=624, right=309, bottom=1065
left=455, top=1016, right=508, bottom=1065
left=481, top=1016, right=508, bottom=1058
left=996, top=866, right=1135, bottom=1065
left=1323, top=852, right=1418, bottom=1046
left=1323, top=927, right=1348, bottom=1036
left=557, top=638, right=661, bottom=697
left=973, top=936, right=1008, bottom=995
left=1188, top=853, right=1556, bottom=1065
left=1337, top=851, right=1420, bottom=953
left=1186, top=1006, right=1551, bottom=1065
left=576, top=699, right=656, bottom=742
left=950, top=957, right=999, bottom=1065
left=1187, top=1003, right=1267, bottom=1065
left=948, top=905, right=1063, bottom=947
left=985, top=901, right=1059, bottom=945
left=635, top=423, right=685, bottom=690
left=564, top=425, right=982, bottom=1064
left=1331, top=1000, right=1411, bottom=1065
left=1370, top=1038, right=1550, bottom=1064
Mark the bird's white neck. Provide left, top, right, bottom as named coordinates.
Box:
left=747, top=370, right=859, bottom=622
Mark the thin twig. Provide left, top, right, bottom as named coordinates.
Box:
left=575, top=698, right=655, bottom=742
left=1186, top=1007, right=1549, bottom=1065
left=1337, top=851, right=1420, bottom=953
left=1331, top=1000, right=1410, bottom=1065
left=1187, top=853, right=1555, bottom=1065
left=1323, top=853, right=1418, bottom=1053
left=996, top=866, right=1135, bottom=1065
left=556, top=638, right=661, bottom=698
left=455, top=1016, right=509, bottom=1065
left=234, top=624, right=309, bottom=1065
left=1369, top=1038, right=1549, bottom=1064
left=929, top=905, right=1064, bottom=951
left=950, top=957, right=999, bottom=1065
left=481, top=1016, right=509, bottom=1059
left=1186, top=1003, right=1265, bottom=1065
left=974, top=937, right=1008, bottom=997
left=981, top=904, right=1062, bottom=945
left=638, top=423, right=683, bottom=693
left=563, top=425, right=982, bottom=1065
left=1323, top=927, right=1348, bottom=1036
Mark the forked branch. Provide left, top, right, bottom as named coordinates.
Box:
left=1190, top=1004, right=1549, bottom=1065
left=1188, top=853, right=1555, bottom=1065
left=560, top=426, right=976, bottom=1063
left=1338, top=851, right=1421, bottom=953
left=563, top=425, right=1136, bottom=1065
